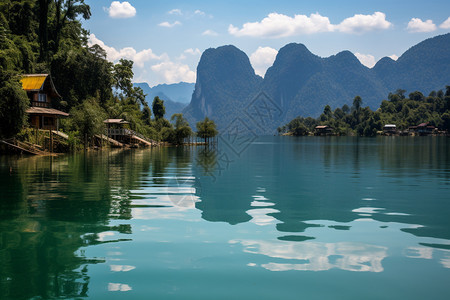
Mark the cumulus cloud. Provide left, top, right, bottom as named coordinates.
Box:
left=184, top=48, right=201, bottom=55
left=168, top=8, right=182, bottom=15
left=88, top=34, right=196, bottom=85
left=194, top=10, right=205, bottom=16
left=337, top=12, right=392, bottom=34
left=439, top=17, right=450, bottom=29
left=202, top=29, right=218, bottom=36
left=158, top=21, right=182, bottom=28
left=228, top=11, right=392, bottom=38
left=354, top=53, right=376, bottom=68
left=388, top=54, right=399, bottom=61
left=88, top=34, right=163, bottom=67
left=107, top=1, right=136, bottom=19
left=229, top=13, right=334, bottom=38
left=151, top=62, right=196, bottom=84
left=250, top=47, right=278, bottom=77
left=407, top=18, right=437, bottom=32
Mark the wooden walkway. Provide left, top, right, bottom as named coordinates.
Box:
left=131, top=135, right=154, bottom=147
left=51, top=130, right=69, bottom=140
left=94, top=134, right=125, bottom=147
left=0, top=139, right=56, bottom=156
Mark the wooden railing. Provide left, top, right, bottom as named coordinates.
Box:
left=105, top=128, right=133, bottom=136
left=31, top=101, right=50, bottom=108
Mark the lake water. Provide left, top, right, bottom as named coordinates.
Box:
left=1, top=136, right=450, bottom=299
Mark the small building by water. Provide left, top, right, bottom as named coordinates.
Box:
left=20, top=74, right=69, bottom=130
left=382, top=124, right=397, bottom=135
left=315, top=125, right=334, bottom=136
left=408, top=122, right=436, bottom=136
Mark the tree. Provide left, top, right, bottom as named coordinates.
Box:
left=0, top=73, right=29, bottom=138
left=152, top=96, right=165, bottom=120
left=323, top=105, right=332, bottom=118
left=142, top=105, right=152, bottom=126
left=68, top=98, right=106, bottom=146
left=113, top=59, right=134, bottom=97
left=170, top=113, right=192, bottom=145
left=352, top=96, right=362, bottom=112
left=52, top=0, right=91, bottom=53
left=342, top=104, right=350, bottom=114
left=196, top=117, right=218, bottom=144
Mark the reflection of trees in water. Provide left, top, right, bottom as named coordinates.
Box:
left=196, top=146, right=218, bottom=176
left=0, top=150, right=151, bottom=299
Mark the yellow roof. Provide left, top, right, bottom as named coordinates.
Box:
left=20, top=74, right=48, bottom=91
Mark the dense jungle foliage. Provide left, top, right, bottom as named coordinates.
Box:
left=0, top=0, right=217, bottom=147
left=280, top=88, right=450, bottom=136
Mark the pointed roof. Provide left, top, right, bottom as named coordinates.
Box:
left=20, top=74, right=61, bottom=98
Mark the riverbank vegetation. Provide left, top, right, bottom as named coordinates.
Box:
left=280, top=87, right=450, bottom=136
left=0, top=1, right=217, bottom=151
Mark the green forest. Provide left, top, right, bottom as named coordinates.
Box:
left=280, top=87, right=450, bottom=136
left=0, top=0, right=217, bottom=150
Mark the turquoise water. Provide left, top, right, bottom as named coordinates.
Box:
left=1, top=136, right=450, bottom=299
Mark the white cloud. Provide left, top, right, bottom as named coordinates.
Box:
left=388, top=54, right=399, bottom=61
left=151, top=62, right=196, bottom=84
left=168, top=8, right=182, bottom=15
left=184, top=48, right=201, bottom=56
left=354, top=52, right=376, bottom=68
left=250, top=47, right=278, bottom=77
left=202, top=29, right=218, bottom=36
left=88, top=34, right=163, bottom=67
left=439, top=17, right=450, bottom=29
left=228, top=12, right=392, bottom=38
left=229, top=12, right=334, bottom=38
left=88, top=34, right=197, bottom=85
left=407, top=18, right=437, bottom=32
left=158, top=21, right=182, bottom=28
left=107, top=1, right=136, bottom=19
left=337, top=12, right=392, bottom=34
left=194, top=10, right=205, bottom=16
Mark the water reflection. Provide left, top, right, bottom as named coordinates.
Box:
left=193, top=136, right=450, bottom=273
left=230, top=239, right=387, bottom=272
left=0, top=149, right=166, bottom=299
left=1, top=136, right=450, bottom=298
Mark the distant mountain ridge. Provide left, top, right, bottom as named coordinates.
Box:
left=183, top=33, right=450, bottom=133
left=134, top=82, right=194, bottom=119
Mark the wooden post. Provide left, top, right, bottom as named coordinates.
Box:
left=50, top=129, right=54, bottom=153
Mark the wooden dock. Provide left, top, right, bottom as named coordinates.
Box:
left=131, top=135, right=154, bottom=147
left=94, top=134, right=125, bottom=147
left=0, top=139, right=57, bottom=156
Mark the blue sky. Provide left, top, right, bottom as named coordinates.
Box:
left=83, top=0, right=450, bottom=86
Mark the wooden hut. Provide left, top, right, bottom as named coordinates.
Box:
left=409, top=122, right=436, bottom=136
left=382, top=124, right=397, bottom=135
left=315, top=125, right=334, bottom=136
left=21, top=74, right=69, bottom=130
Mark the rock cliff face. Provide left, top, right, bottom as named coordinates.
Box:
left=184, top=33, right=450, bottom=133
left=182, top=45, right=262, bottom=129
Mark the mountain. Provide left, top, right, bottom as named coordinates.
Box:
left=373, top=33, right=450, bottom=93
left=134, top=82, right=195, bottom=104
left=183, top=45, right=262, bottom=130
left=264, top=45, right=388, bottom=122
left=184, top=33, right=450, bottom=133
left=134, top=82, right=194, bottom=118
